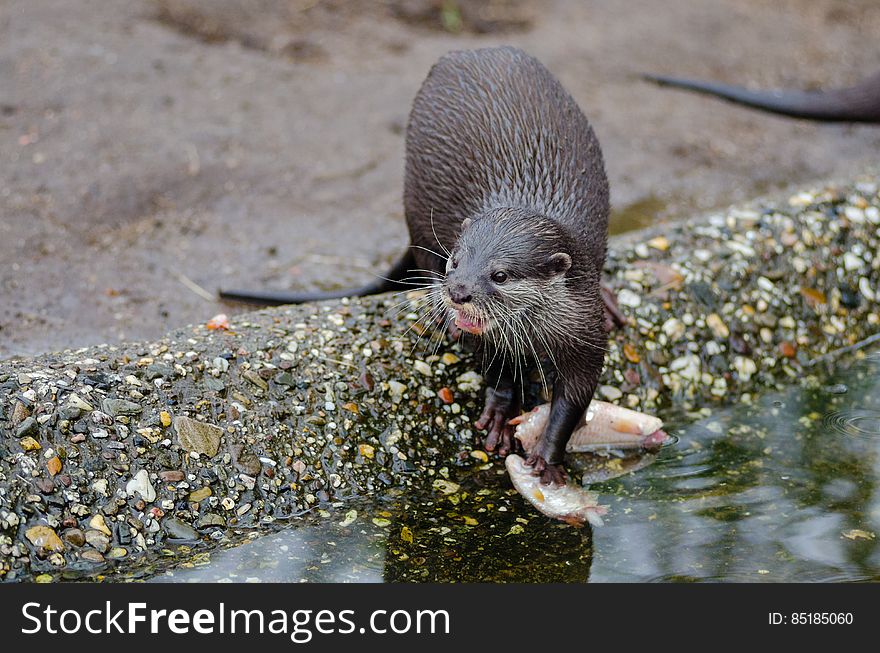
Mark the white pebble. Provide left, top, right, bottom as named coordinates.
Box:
left=843, top=252, right=863, bottom=272
left=670, top=354, right=701, bottom=381
left=662, top=317, right=685, bottom=340
left=617, top=289, right=641, bottom=308
left=126, top=469, right=156, bottom=502
left=757, top=277, right=775, bottom=292
left=598, top=385, right=623, bottom=401
left=844, top=206, right=865, bottom=223
left=859, top=277, right=875, bottom=301
left=734, top=356, right=757, bottom=382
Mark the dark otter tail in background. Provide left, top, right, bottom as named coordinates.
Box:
left=219, top=250, right=418, bottom=306
left=643, top=70, right=880, bottom=123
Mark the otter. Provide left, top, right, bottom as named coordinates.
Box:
left=221, top=47, right=615, bottom=485
left=644, top=70, right=880, bottom=123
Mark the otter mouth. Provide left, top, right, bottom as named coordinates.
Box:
left=453, top=309, right=486, bottom=335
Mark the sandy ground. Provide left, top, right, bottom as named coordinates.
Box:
left=2, top=0, right=879, bottom=358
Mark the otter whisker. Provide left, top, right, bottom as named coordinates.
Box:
left=554, top=331, right=608, bottom=354
left=383, top=282, right=444, bottom=319
left=405, top=289, right=448, bottom=357
left=384, top=294, right=429, bottom=319
left=495, top=302, right=538, bottom=401
left=502, top=309, right=529, bottom=404
left=487, top=303, right=516, bottom=383
left=519, top=309, right=560, bottom=377
left=407, top=268, right=445, bottom=278
left=522, top=319, right=550, bottom=400
left=428, top=311, right=452, bottom=359
left=409, top=244, right=449, bottom=262
left=429, top=208, right=451, bottom=258
left=383, top=278, right=439, bottom=287
left=397, top=293, right=445, bottom=346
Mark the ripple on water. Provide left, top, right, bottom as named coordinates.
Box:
left=646, top=565, right=876, bottom=583
left=822, top=409, right=880, bottom=441
left=661, top=433, right=681, bottom=448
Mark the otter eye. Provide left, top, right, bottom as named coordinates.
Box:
left=491, top=271, right=508, bottom=284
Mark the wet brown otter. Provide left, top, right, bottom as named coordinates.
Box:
left=221, top=47, right=615, bottom=484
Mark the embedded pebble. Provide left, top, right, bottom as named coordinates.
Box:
left=66, top=394, right=94, bottom=412
left=126, top=469, right=157, bottom=502
left=20, top=436, right=41, bottom=451
left=62, top=528, right=85, bottom=548
left=174, top=416, right=222, bottom=457
left=706, top=313, right=729, bottom=339
left=25, top=526, right=64, bottom=555
left=662, top=318, right=685, bottom=341
left=102, top=398, right=142, bottom=418
left=89, top=514, right=112, bottom=536
left=734, top=356, right=758, bottom=382
left=16, top=417, right=38, bottom=438
left=163, top=518, right=200, bottom=541
left=598, top=385, right=623, bottom=401
left=387, top=380, right=407, bottom=403
left=456, top=371, right=483, bottom=392
left=80, top=550, right=105, bottom=563
left=188, top=487, right=212, bottom=502
left=843, top=252, right=864, bottom=272
left=85, top=530, right=110, bottom=553
left=670, top=354, right=701, bottom=382
left=617, top=289, right=641, bottom=308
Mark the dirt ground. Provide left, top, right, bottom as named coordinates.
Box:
left=2, top=0, right=879, bottom=358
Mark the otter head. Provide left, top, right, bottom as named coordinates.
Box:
left=442, top=207, right=581, bottom=341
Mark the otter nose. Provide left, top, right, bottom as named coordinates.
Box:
left=448, top=284, right=473, bottom=305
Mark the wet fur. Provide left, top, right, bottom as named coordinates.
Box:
left=405, top=48, right=610, bottom=483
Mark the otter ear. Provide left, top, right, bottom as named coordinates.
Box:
left=460, top=218, right=473, bottom=232
left=548, top=252, right=572, bottom=275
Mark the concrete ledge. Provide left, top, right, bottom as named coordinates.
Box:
left=1, top=178, right=878, bottom=580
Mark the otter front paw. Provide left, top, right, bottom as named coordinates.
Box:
left=475, top=388, right=521, bottom=456
left=525, top=453, right=568, bottom=486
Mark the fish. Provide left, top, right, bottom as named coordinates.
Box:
left=505, top=455, right=608, bottom=527
left=510, top=400, right=668, bottom=453
left=505, top=401, right=667, bottom=525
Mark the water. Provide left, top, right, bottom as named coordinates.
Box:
left=148, top=348, right=880, bottom=583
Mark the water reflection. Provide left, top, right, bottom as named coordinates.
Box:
left=149, top=347, right=880, bottom=583
left=152, top=521, right=387, bottom=583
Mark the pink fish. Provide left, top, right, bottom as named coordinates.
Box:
left=504, top=401, right=667, bottom=526
left=505, top=455, right=608, bottom=527
left=510, top=400, right=668, bottom=453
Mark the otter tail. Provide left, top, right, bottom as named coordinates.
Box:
left=219, top=250, right=419, bottom=306
left=643, top=71, right=880, bottom=123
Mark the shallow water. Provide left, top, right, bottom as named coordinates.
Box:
left=148, top=348, right=880, bottom=583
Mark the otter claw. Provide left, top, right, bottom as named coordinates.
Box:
left=525, top=453, right=568, bottom=486
left=476, top=392, right=521, bottom=456
left=477, top=410, right=519, bottom=455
